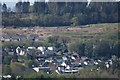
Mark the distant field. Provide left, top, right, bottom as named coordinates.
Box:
left=1, top=23, right=119, bottom=40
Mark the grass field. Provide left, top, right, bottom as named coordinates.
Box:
left=1, top=23, right=119, bottom=40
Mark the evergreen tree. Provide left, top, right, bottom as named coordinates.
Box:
left=33, top=1, right=45, bottom=13
left=22, top=1, right=30, bottom=13
left=15, top=1, right=22, bottom=12
left=2, top=3, right=7, bottom=12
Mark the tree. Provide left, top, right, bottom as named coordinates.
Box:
left=3, top=56, right=12, bottom=65
left=47, top=2, right=58, bottom=15
left=15, top=1, right=22, bottom=12
left=112, top=42, right=120, bottom=58
left=0, top=3, right=2, bottom=12
left=93, top=40, right=111, bottom=58
left=22, top=2, right=30, bottom=13
left=68, top=40, right=85, bottom=56
left=33, top=2, right=45, bottom=13
left=71, top=17, right=79, bottom=26
left=25, top=60, right=38, bottom=68
left=2, top=3, right=7, bottom=12
left=2, top=2, right=119, bottom=27
left=85, top=40, right=94, bottom=58
left=45, top=36, right=53, bottom=44
left=12, top=53, right=18, bottom=60
left=2, top=65, right=11, bottom=75
left=10, top=62, right=25, bottom=75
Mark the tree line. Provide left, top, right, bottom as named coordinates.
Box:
left=1, top=2, right=119, bottom=27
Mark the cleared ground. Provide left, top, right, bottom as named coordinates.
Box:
left=1, top=23, right=119, bottom=40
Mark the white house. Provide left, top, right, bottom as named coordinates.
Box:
left=19, top=50, right=26, bottom=56
left=28, top=47, right=36, bottom=50
left=16, top=46, right=27, bottom=56
left=37, top=46, right=56, bottom=55
left=37, top=47, right=45, bottom=52
left=2, top=75, right=11, bottom=78
left=33, top=67, right=40, bottom=72
left=106, top=64, right=110, bottom=69
left=61, top=62, right=67, bottom=67
left=16, top=46, right=21, bottom=54
left=48, top=47, right=56, bottom=51
left=83, top=61, right=88, bottom=65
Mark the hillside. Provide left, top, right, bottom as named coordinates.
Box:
left=1, top=23, right=119, bottom=42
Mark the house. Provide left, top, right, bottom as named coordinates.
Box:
left=55, top=57, right=65, bottom=63
left=28, top=47, right=36, bottom=50
left=88, top=62, right=95, bottom=66
left=94, top=61, right=99, bottom=65
left=57, top=66, right=65, bottom=72
left=61, top=69, right=79, bottom=74
left=72, top=53, right=79, bottom=58
left=83, top=61, right=88, bottom=66
left=37, top=46, right=56, bottom=55
left=33, top=66, right=51, bottom=73
left=71, top=56, right=76, bottom=60
left=48, top=47, right=56, bottom=51
left=38, top=58, right=45, bottom=61
left=80, top=56, right=88, bottom=61
left=16, top=46, right=21, bottom=54
left=37, top=47, right=45, bottom=54
left=2, top=75, right=11, bottom=78
left=33, top=67, right=40, bottom=72
left=61, top=62, right=67, bottom=67
left=71, top=62, right=82, bottom=69
left=45, top=58, right=53, bottom=63
left=108, top=59, right=112, bottom=65
left=8, top=52, right=14, bottom=55
left=35, top=51, right=42, bottom=56
left=16, top=46, right=27, bottom=56
left=62, top=56, right=68, bottom=61
left=57, top=65, right=79, bottom=74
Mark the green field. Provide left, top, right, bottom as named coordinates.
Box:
left=2, top=23, right=119, bottom=41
